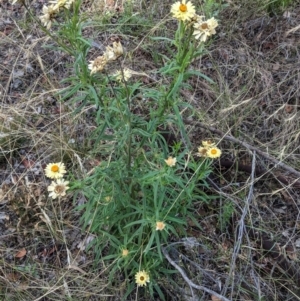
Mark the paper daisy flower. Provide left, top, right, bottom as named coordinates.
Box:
left=103, top=41, right=123, bottom=62
left=135, top=270, right=150, bottom=287
left=50, top=0, right=74, bottom=11
left=207, top=147, right=222, bottom=159
left=156, top=221, right=166, bottom=231
left=104, top=45, right=117, bottom=61
left=47, top=179, right=69, bottom=199
left=197, top=146, right=208, bottom=157
left=45, top=162, right=66, bottom=179
left=121, top=249, right=129, bottom=257
left=104, top=196, right=112, bottom=202
left=88, top=55, right=108, bottom=74
left=39, top=5, right=58, bottom=29
left=164, top=156, right=177, bottom=167
left=171, top=0, right=196, bottom=22
left=193, top=17, right=218, bottom=42
left=113, top=68, right=133, bottom=82
left=202, top=140, right=216, bottom=147
left=112, top=41, right=123, bottom=58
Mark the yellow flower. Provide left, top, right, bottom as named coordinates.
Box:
left=88, top=55, right=108, bottom=74
left=113, top=68, right=133, bottom=82
left=156, top=221, right=166, bottom=231
left=193, top=17, right=218, bottom=42
left=121, top=249, right=129, bottom=257
left=164, top=156, right=177, bottom=167
left=202, top=140, right=215, bottom=147
left=171, top=0, right=196, bottom=22
left=135, top=270, right=150, bottom=287
left=207, top=147, right=222, bottom=159
left=45, top=162, right=66, bottom=179
left=47, top=179, right=69, bottom=199
left=39, top=5, right=58, bottom=29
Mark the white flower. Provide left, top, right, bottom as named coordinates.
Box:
left=206, top=146, right=222, bottom=159
left=44, top=162, right=66, bottom=179
left=104, top=46, right=117, bottom=61
left=112, top=41, right=123, bottom=58
left=193, top=17, right=218, bottom=42
left=156, top=221, right=166, bottom=231
left=103, top=41, right=123, bottom=61
left=171, top=0, right=196, bottom=22
left=202, top=140, right=216, bottom=147
left=88, top=55, right=108, bottom=74
left=48, top=179, right=70, bottom=199
left=39, top=5, right=58, bottom=29
left=50, top=0, right=74, bottom=11
left=113, top=68, right=133, bottom=82
left=135, top=270, right=150, bottom=287
left=164, top=156, right=177, bottom=167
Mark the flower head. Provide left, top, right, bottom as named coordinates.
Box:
left=47, top=179, right=69, bottom=199
left=207, top=147, right=222, bottom=159
left=104, top=46, right=116, bottom=61
left=164, top=156, right=177, bottom=167
left=171, top=0, right=196, bottom=22
left=113, top=68, right=133, bottom=82
left=39, top=5, right=58, bottom=29
left=88, top=55, right=108, bottom=74
left=156, top=221, right=166, bottom=231
left=104, top=196, right=112, bottom=202
left=135, top=270, right=150, bottom=287
left=202, top=140, right=215, bottom=147
left=104, top=41, right=123, bottom=61
left=45, top=162, right=66, bottom=179
left=197, top=146, right=208, bottom=157
left=50, top=0, right=74, bottom=10
left=112, top=41, right=124, bottom=58
left=121, top=249, right=129, bottom=257
left=193, top=17, right=218, bottom=42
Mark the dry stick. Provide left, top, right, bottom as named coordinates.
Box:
left=162, top=247, right=231, bottom=301
left=198, top=123, right=300, bottom=179
left=222, top=151, right=256, bottom=298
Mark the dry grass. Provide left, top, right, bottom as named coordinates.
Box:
left=1, top=0, right=300, bottom=300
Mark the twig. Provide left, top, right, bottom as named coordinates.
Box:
left=197, top=123, right=300, bottom=179
left=222, top=151, right=256, bottom=298
left=162, top=247, right=231, bottom=301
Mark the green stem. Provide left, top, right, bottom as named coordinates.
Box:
left=157, top=23, right=195, bottom=119
left=120, top=68, right=133, bottom=173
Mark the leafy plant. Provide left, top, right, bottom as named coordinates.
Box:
left=20, top=0, right=224, bottom=298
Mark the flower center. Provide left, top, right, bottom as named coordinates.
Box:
left=179, top=3, right=187, bottom=12
left=54, top=185, right=65, bottom=194
left=140, top=276, right=145, bottom=281
left=211, top=149, right=217, bottom=155
left=201, top=23, right=209, bottom=30
left=51, top=165, right=59, bottom=172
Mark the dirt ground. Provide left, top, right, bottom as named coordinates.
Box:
left=1, top=0, right=300, bottom=300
